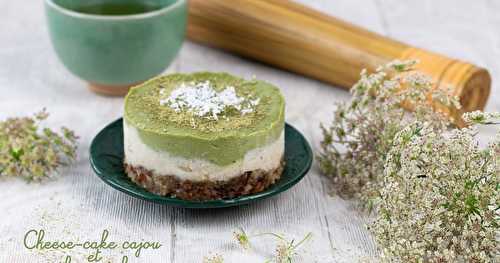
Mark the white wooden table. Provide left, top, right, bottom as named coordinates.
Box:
left=1, top=1, right=498, bottom=262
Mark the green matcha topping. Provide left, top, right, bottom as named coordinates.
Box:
left=124, top=72, right=285, bottom=166
left=125, top=72, right=280, bottom=134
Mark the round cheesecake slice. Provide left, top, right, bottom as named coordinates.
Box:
left=123, top=72, right=285, bottom=200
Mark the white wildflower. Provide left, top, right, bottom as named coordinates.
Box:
left=319, top=60, right=499, bottom=262
left=372, top=121, right=499, bottom=262
left=463, top=111, right=500, bottom=125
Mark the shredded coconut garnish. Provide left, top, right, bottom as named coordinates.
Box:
left=159, top=81, right=259, bottom=120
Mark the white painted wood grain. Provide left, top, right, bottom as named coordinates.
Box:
left=0, top=0, right=497, bottom=262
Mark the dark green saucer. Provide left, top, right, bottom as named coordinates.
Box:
left=90, top=118, right=312, bottom=208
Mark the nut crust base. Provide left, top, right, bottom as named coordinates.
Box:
left=124, top=160, right=285, bottom=201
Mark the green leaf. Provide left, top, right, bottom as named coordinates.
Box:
left=10, top=147, right=24, bottom=161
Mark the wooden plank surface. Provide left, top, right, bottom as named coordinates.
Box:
left=0, top=0, right=497, bottom=262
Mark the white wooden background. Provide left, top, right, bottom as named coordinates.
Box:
left=1, top=1, right=499, bottom=262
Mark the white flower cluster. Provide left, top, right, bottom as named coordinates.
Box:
left=159, top=81, right=259, bottom=120
left=373, top=122, right=499, bottom=262
left=319, top=60, right=454, bottom=204
left=319, top=60, right=499, bottom=262
left=463, top=110, right=500, bottom=125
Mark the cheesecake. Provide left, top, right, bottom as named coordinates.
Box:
left=123, top=72, right=285, bottom=200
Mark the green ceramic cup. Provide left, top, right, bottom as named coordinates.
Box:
left=45, top=0, right=187, bottom=96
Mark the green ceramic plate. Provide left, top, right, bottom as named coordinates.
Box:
left=90, top=118, right=312, bottom=208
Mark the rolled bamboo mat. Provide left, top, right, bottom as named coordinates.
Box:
left=187, top=0, right=491, bottom=125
